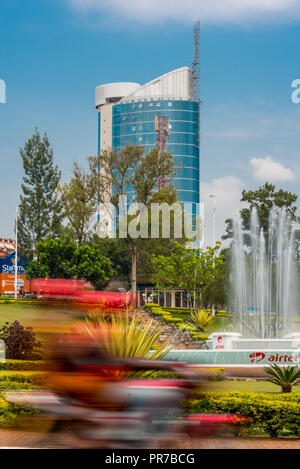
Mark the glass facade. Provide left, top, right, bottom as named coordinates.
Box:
left=111, top=99, right=200, bottom=209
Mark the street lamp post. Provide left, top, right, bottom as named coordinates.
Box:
left=14, top=206, right=19, bottom=299
left=209, top=194, right=216, bottom=247
left=209, top=194, right=216, bottom=317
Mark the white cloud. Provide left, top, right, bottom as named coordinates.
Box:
left=66, top=0, right=300, bottom=24
left=202, top=176, right=244, bottom=247
left=250, top=155, right=294, bottom=182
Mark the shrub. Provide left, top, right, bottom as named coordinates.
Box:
left=0, top=360, right=48, bottom=371
left=263, top=364, right=300, bottom=393
left=80, top=312, right=172, bottom=378
left=188, top=310, right=214, bottom=332
left=0, top=372, right=47, bottom=390
left=0, top=396, right=39, bottom=428
left=178, top=324, right=197, bottom=332
left=144, top=304, right=209, bottom=343
left=0, top=321, right=43, bottom=360
left=184, top=391, right=300, bottom=437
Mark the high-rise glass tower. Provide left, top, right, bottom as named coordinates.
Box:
left=95, top=67, right=200, bottom=226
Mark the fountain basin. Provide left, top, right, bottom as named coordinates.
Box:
left=163, top=349, right=300, bottom=366
left=162, top=332, right=300, bottom=377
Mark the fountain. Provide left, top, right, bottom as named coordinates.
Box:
left=230, top=205, right=296, bottom=339
left=163, top=206, right=300, bottom=376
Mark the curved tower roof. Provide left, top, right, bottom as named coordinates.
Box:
left=95, top=82, right=141, bottom=107
left=120, top=67, right=194, bottom=103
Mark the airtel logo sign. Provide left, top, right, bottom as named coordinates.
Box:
left=249, top=352, right=299, bottom=364
left=249, top=353, right=265, bottom=363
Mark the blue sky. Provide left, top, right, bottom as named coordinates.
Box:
left=1, top=0, right=300, bottom=244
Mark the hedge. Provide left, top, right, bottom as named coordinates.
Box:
left=144, top=304, right=208, bottom=341
left=0, top=360, right=48, bottom=371
left=0, top=396, right=38, bottom=428
left=184, top=391, right=300, bottom=437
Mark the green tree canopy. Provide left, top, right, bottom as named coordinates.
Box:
left=151, top=241, right=224, bottom=311
left=27, top=238, right=114, bottom=290
left=223, top=182, right=299, bottom=242
left=87, top=144, right=183, bottom=292
left=201, top=247, right=231, bottom=309
left=18, top=127, right=63, bottom=255
left=60, top=162, right=95, bottom=245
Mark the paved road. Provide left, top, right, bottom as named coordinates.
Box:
left=0, top=430, right=300, bottom=449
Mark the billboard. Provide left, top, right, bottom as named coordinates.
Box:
left=0, top=252, right=30, bottom=294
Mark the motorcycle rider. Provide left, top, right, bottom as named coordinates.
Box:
left=47, top=327, right=194, bottom=412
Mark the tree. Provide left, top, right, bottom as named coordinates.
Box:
left=92, top=190, right=187, bottom=288
left=122, top=184, right=188, bottom=291
left=93, top=237, right=132, bottom=286
left=223, top=182, right=299, bottom=243
left=151, top=241, right=224, bottom=312
left=27, top=238, right=114, bottom=290
left=201, top=248, right=231, bottom=309
left=18, top=127, right=63, bottom=255
left=60, top=162, right=95, bottom=245
left=87, top=144, right=178, bottom=292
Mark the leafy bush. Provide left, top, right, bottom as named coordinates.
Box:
left=178, top=324, right=197, bottom=332
left=184, top=391, right=300, bottom=437
left=0, top=360, right=48, bottom=371
left=0, top=396, right=39, bottom=428
left=144, top=304, right=208, bottom=341
left=81, top=312, right=172, bottom=378
left=0, top=321, right=43, bottom=360
left=188, top=310, right=214, bottom=332
left=0, top=372, right=47, bottom=390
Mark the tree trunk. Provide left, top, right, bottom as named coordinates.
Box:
left=282, top=383, right=292, bottom=393
left=131, top=246, right=137, bottom=294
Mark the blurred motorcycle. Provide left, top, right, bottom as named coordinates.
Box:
left=4, top=364, right=249, bottom=448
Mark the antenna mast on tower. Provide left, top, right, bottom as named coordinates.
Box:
left=191, top=20, right=202, bottom=245
left=191, top=20, right=200, bottom=104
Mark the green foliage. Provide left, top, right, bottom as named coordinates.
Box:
left=188, top=309, right=214, bottom=332
left=27, top=238, right=114, bottom=290
left=184, top=391, right=300, bottom=437
left=151, top=242, right=224, bottom=311
left=88, top=144, right=176, bottom=209
left=264, top=364, right=300, bottom=393
left=143, top=304, right=209, bottom=341
left=93, top=237, right=132, bottom=284
left=0, top=396, right=39, bottom=428
left=201, top=248, right=231, bottom=308
left=223, top=182, right=299, bottom=243
left=0, top=321, right=42, bottom=360
left=18, top=127, right=63, bottom=255
left=60, top=162, right=95, bottom=245
left=0, top=372, right=46, bottom=390
left=87, top=144, right=183, bottom=291
left=84, top=312, right=171, bottom=364
left=0, top=360, right=48, bottom=371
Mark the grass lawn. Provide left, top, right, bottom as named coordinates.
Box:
left=0, top=302, right=72, bottom=325
left=199, top=379, right=285, bottom=394
left=0, top=302, right=75, bottom=341
left=202, top=315, right=230, bottom=335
